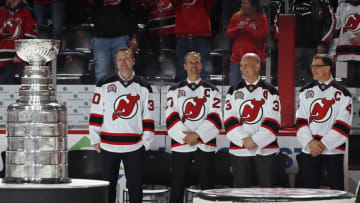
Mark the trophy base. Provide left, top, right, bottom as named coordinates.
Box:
left=2, top=177, right=71, bottom=184
left=0, top=178, right=108, bottom=203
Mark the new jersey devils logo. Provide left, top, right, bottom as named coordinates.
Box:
left=104, top=0, right=121, bottom=6
left=157, top=0, right=173, bottom=10
left=309, top=98, right=335, bottom=123
left=112, top=94, right=140, bottom=120
left=182, top=97, right=206, bottom=121
left=240, top=99, right=265, bottom=124
left=344, top=13, right=360, bottom=33
left=182, top=0, right=196, bottom=6
left=2, top=18, right=22, bottom=40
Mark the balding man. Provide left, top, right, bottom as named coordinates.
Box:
left=224, top=53, right=281, bottom=187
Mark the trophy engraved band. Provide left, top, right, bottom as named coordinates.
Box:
left=3, top=39, right=70, bottom=183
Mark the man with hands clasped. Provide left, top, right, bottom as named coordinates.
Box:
left=224, top=53, right=281, bottom=187
left=89, top=48, right=154, bottom=203
left=296, top=54, right=352, bottom=190
left=165, top=51, right=222, bottom=203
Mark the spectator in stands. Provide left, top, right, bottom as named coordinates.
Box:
left=171, top=0, right=213, bottom=81
left=226, top=0, right=268, bottom=86
left=0, top=0, right=38, bottom=84
left=293, top=0, right=335, bottom=86
left=224, top=53, right=281, bottom=187
left=329, top=0, right=360, bottom=86
left=33, top=0, right=65, bottom=40
left=143, top=0, right=176, bottom=52
left=296, top=54, right=352, bottom=190
left=92, top=0, right=138, bottom=82
left=269, top=0, right=283, bottom=85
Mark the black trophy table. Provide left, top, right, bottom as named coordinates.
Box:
left=0, top=178, right=109, bottom=203
left=194, top=188, right=355, bottom=203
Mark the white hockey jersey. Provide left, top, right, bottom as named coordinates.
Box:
left=224, top=79, right=281, bottom=157
left=296, top=79, right=352, bottom=155
left=89, top=73, right=155, bottom=153
left=331, top=3, right=360, bottom=61
left=165, top=79, right=222, bottom=152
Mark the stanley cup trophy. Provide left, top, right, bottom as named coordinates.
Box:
left=3, top=39, right=70, bottom=183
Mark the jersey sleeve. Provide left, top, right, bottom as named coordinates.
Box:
left=226, top=13, right=241, bottom=40
left=195, top=89, right=222, bottom=143
left=224, top=91, right=250, bottom=147
left=320, top=2, right=336, bottom=42
left=252, top=91, right=281, bottom=149
left=142, top=88, right=155, bottom=150
left=23, top=9, right=38, bottom=39
left=296, top=92, right=314, bottom=148
left=165, top=89, right=187, bottom=144
left=321, top=93, right=352, bottom=150
left=89, top=86, right=104, bottom=145
left=329, top=6, right=341, bottom=56
left=244, top=13, right=268, bottom=42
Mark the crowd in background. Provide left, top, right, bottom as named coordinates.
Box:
left=0, top=0, right=359, bottom=87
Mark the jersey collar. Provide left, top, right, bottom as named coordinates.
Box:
left=116, top=72, right=136, bottom=88
left=245, top=77, right=261, bottom=92
left=317, top=76, right=335, bottom=91
left=185, top=78, right=203, bottom=91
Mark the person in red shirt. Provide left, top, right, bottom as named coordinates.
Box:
left=0, top=0, right=38, bottom=84
left=226, top=0, right=268, bottom=86
left=171, top=0, right=214, bottom=81
left=143, top=0, right=176, bottom=53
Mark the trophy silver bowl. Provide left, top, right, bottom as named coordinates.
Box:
left=4, top=39, right=70, bottom=184
left=15, top=39, right=60, bottom=66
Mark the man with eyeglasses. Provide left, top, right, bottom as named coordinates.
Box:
left=165, top=51, right=222, bottom=203
left=89, top=48, right=155, bottom=203
left=296, top=54, right=352, bottom=190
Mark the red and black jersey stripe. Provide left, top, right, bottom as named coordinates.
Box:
left=224, top=117, right=241, bottom=134
left=229, top=142, right=246, bottom=149
left=332, top=120, right=351, bottom=138
left=0, top=51, right=16, bottom=60
left=261, top=118, right=280, bottom=136
left=312, top=134, right=323, bottom=140
left=229, top=140, right=278, bottom=149
left=171, top=138, right=216, bottom=148
left=206, top=113, right=222, bottom=130
left=166, top=112, right=181, bottom=130
left=171, top=139, right=186, bottom=148
left=143, top=119, right=155, bottom=132
left=89, top=113, right=103, bottom=127
left=337, top=45, right=360, bottom=56
left=200, top=138, right=216, bottom=147
left=333, top=29, right=340, bottom=39
left=265, top=140, right=279, bottom=149
left=312, top=134, right=346, bottom=151
left=336, top=143, right=346, bottom=151
left=296, top=118, right=308, bottom=131
left=100, top=132, right=142, bottom=145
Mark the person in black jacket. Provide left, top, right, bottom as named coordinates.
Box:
left=294, top=0, right=335, bottom=86
left=92, top=0, right=138, bottom=82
